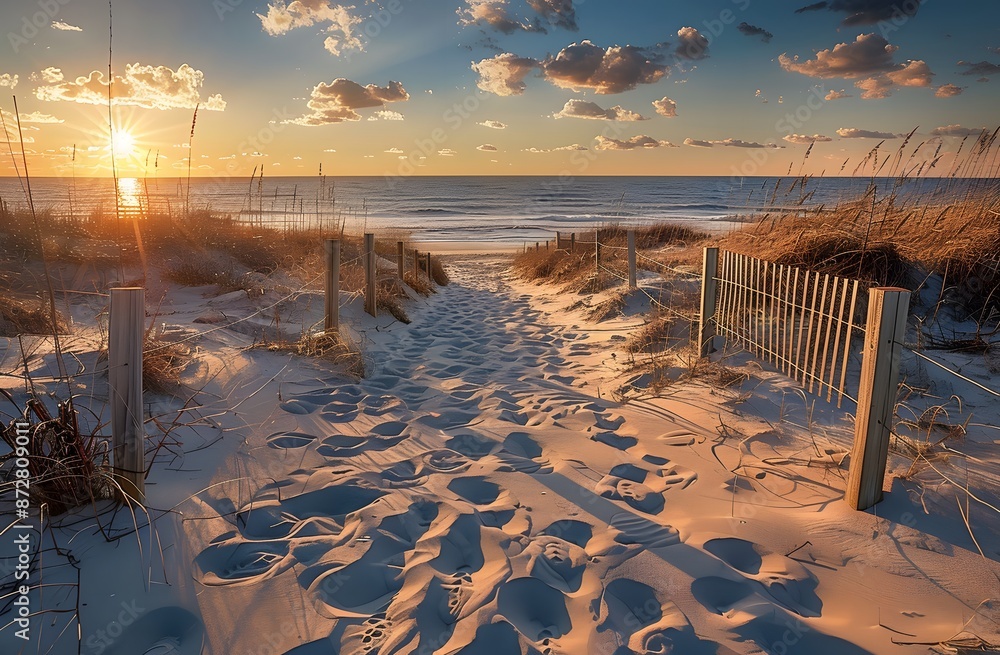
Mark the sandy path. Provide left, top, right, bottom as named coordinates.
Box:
left=174, top=257, right=998, bottom=655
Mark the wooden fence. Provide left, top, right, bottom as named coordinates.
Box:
left=705, top=249, right=864, bottom=408
left=698, top=247, right=911, bottom=511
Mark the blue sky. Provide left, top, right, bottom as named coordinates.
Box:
left=0, top=0, right=998, bottom=176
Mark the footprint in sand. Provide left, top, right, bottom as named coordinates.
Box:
left=701, top=537, right=822, bottom=618
left=496, top=432, right=553, bottom=474
left=236, top=482, right=385, bottom=540
left=595, top=462, right=695, bottom=514
left=598, top=579, right=715, bottom=655
left=95, top=607, right=204, bottom=655
left=497, top=577, right=572, bottom=642
left=195, top=539, right=291, bottom=586
left=266, top=431, right=318, bottom=449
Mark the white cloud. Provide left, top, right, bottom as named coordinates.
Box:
left=286, top=78, right=409, bottom=125
left=825, top=89, right=852, bottom=100
left=652, top=97, right=677, bottom=117
left=368, top=110, right=404, bottom=121
left=554, top=98, right=646, bottom=121
left=836, top=127, right=898, bottom=139
left=779, top=34, right=899, bottom=79
left=523, top=143, right=588, bottom=153
left=438, top=148, right=457, bottom=156
left=258, top=1, right=364, bottom=56
left=385, top=147, right=404, bottom=153
left=35, top=64, right=226, bottom=111
left=934, top=83, right=963, bottom=98
left=51, top=20, right=82, bottom=32
left=675, top=27, right=710, bottom=60
left=477, top=144, right=498, bottom=151
left=478, top=120, right=507, bottom=129
left=684, top=137, right=783, bottom=148
left=472, top=53, right=539, bottom=96
left=0, top=74, right=18, bottom=89
left=783, top=134, right=832, bottom=144
left=930, top=125, right=984, bottom=137
left=595, top=135, right=677, bottom=150
left=39, top=67, right=63, bottom=83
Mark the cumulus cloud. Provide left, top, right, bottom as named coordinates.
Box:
left=958, top=60, right=1000, bottom=77
left=854, top=59, right=933, bottom=98
left=35, top=64, right=226, bottom=111
left=886, top=59, right=933, bottom=86
left=783, top=134, right=833, bottom=144
left=854, top=74, right=894, bottom=99
left=368, top=110, right=404, bottom=121
left=438, top=148, right=457, bottom=156
left=652, top=97, right=677, bottom=117
left=385, top=147, right=404, bottom=153
left=930, top=125, right=984, bottom=137
left=595, top=135, right=677, bottom=150
left=779, top=33, right=899, bottom=79
left=258, top=1, right=363, bottom=56
left=474, top=39, right=674, bottom=96
left=543, top=40, right=669, bottom=93
left=478, top=119, right=507, bottom=129
left=674, top=27, right=710, bottom=60
left=738, top=22, right=773, bottom=42
left=684, top=137, right=783, bottom=148
left=472, top=53, right=540, bottom=96
left=528, top=0, right=578, bottom=31
left=683, top=138, right=713, bottom=148
left=52, top=20, right=82, bottom=31
left=825, top=89, right=852, bottom=100
left=477, top=144, right=498, bottom=151
left=554, top=99, right=646, bottom=121
left=523, top=144, right=588, bottom=153
left=794, top=0, right=920, bottom=26
left=38, top=67, right=63, bottom=83
left=286, top=78, right=408, bottom=125
left=0, top=74, right=18, bottom=89
left=836, top=127, right=897, bottom=138
left=458, top=0, right=542, bottom=34
left=934, top=83, right=963, bottom=98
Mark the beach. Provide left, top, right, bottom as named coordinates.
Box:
left=2, top=246, right=998, bottom=654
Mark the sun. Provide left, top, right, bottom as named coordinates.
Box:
left=111, top=129, right=136, bottom=159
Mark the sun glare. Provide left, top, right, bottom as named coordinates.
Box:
left=111, top=129, right=136, bottom=159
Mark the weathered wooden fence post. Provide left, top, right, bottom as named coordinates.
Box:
left=413, top=249, right=419, bottom=279
left=556, top=232, right=562, bottom=249
left=396, top=241, right=404, bottom=280
left=627, top=230, right=637, bottom=289
left=109, top=287, right=145, bottom=503
left=325, top=239, right=340, bottom=332
left=570, top=233, right=576, bottom=253
left=846, top=287, right=910, bottom=510
left=696, top=247, right=720, bottom=356
left=364, top=233, right=376, bottom=317
left=594, top=231, right=600, bottom=284
left=425, top=252, right=432, bottom=283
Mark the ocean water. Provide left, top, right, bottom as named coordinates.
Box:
left=0, top=175, right=974, bottom=243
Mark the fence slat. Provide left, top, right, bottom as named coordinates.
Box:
left=808, top=274, right=831, bottom=393
left=698, top=247, right=720, bottom=356
left=821, top=278, right=847, bottom=402
left=785, top=267, right=798, bottom=378
left=838, top=279, right=860, bottom=408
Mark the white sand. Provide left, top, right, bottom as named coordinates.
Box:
left=2, top=256, right=999, bottom=654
